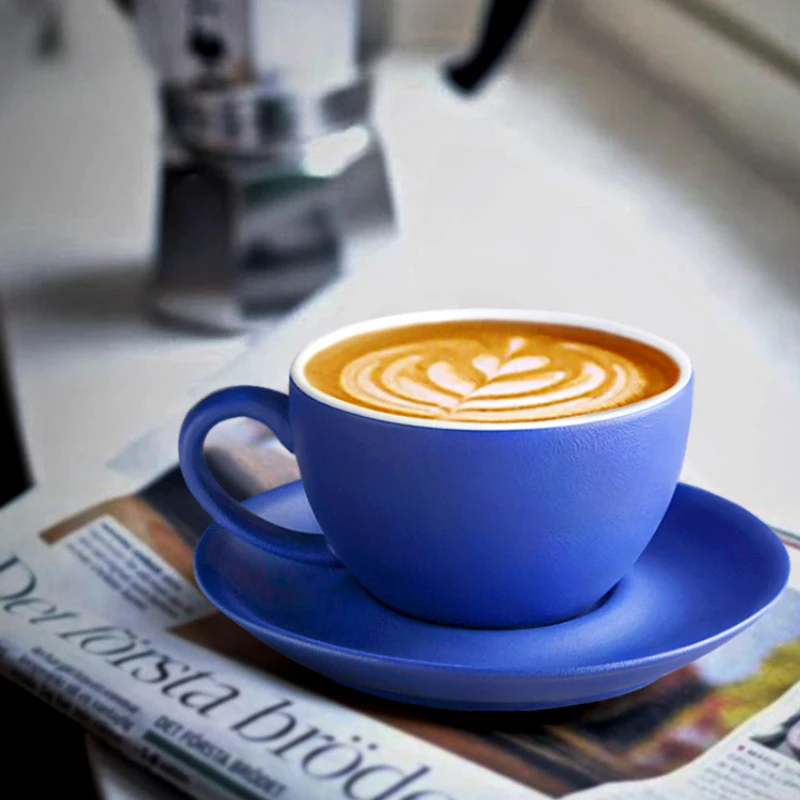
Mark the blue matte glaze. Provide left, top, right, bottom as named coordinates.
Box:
left=180, top=377, right=692, bottom=627
left=194, top=482, right=790, bottom=711
left=179, top=386, right=339, bottom=566
left=292, top=376, right=692, bottom=626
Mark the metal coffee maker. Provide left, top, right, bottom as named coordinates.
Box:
left=114, top=0, right=393, bottom=333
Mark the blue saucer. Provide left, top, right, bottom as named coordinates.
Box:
left=194, top=482, right=790, bottom=711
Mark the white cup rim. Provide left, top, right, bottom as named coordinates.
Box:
left=290, top=309, right=692, bottom=431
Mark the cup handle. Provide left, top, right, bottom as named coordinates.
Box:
left=179, top=386, right=341, bottom=567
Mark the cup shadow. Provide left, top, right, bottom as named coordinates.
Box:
left=8, top=261, right=247, bottom=339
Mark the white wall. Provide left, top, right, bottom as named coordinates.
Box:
left=706, top=0, right=800, bottom=61
left=390, top=0, right=483, bottom=48
left=564, top=0, right=800, bottom=190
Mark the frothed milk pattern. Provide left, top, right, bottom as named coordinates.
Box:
left=340, top=336, right=645, bottom=422
left=304, top=321, right=679, bottom=423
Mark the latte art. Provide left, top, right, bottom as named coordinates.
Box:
left=304, top=320, right=680, bottom=423
left=340, top=336, right=645, bottom=422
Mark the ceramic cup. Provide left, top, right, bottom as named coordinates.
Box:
left=179, top=310, right=693, bottom=628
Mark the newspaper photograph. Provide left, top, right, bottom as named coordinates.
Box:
left=0, top=417, right=798, bottom=799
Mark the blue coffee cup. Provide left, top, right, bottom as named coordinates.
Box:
left=179, top=310, right=692, bottom=628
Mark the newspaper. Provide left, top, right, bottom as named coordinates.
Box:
left=1, top=415, right=799, bottom=800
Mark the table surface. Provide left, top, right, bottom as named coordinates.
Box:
left=3, top=1, right=800, bottom=531
left=1, top=1, right=800, bottom=797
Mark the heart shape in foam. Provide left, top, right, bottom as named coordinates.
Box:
left=340, top=335, right=647, bottom=422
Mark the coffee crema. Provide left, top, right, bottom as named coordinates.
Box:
left=303, top=320, right=680, bottom=423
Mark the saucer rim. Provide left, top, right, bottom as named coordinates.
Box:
left=194, top=482, right=790, bottom=680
